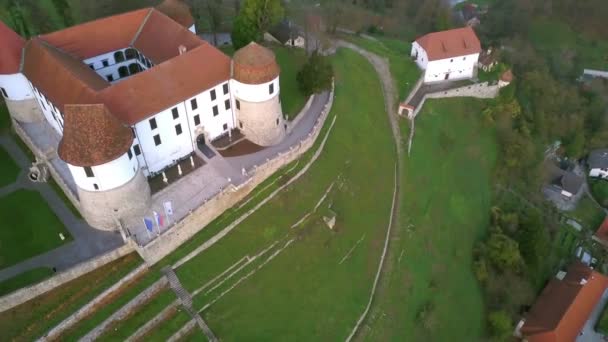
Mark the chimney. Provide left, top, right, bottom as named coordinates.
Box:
left=178, top=45, right=187, bottom=55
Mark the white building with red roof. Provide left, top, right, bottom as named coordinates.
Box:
left=411, top=27, right=481, bottom=83
left=0, top=2, right=285, bottom=230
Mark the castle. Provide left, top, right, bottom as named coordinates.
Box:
left=0, top=1, right=286, bottom=230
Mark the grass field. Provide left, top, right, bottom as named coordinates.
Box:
left=362, top=98, right=497, bottom=340
left=161, top=47, right=396, bottom=340
left=0, top=145, right=20, bottom=187
left=272, top=45, right=308, bottom=119
left=0, top=101, right=10, bottom=132
left=0, top=190, right=71, bottom=269
left=0, top=267, right=54, bottom=296
left=0, top=252, right=142, bottom=342
left=590, top=179, right=608, bottom=208
left=567, top=195, right=605, bottom=232
left=341, top=34, right=421, bottom=99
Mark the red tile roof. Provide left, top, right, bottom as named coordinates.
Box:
left=0, top=21, right=25, bottom=74
left=155, top=0, right=195, bottom=28
left=415, top=27, right=481, bottom=61
left=521, top=262, right=608, bottom=342
left=233, top=42, right=280, bottom=84
left=595, top=216, right=608, bottom=243
left=39, top=9, right=151, bottom=60
left=58, top=104, right=133, bottom=166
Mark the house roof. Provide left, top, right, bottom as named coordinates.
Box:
left=155, top=0, right=195, bottom=28
left=521, top=262, right=608, bottom=342
left=0, top=21, right=25, bottom=74
left=546, top=162, right=584, bottom=195
left=58, top=104, right=133, bottom=166
left=461, top=3, right=479, bottom=21
left=415, top=27, right=481, bottom=61
left=589, top=149, right=608, bottom=169
left=269, top=20, right=301, bottom=45
left=596, top=216, right=608, bottom=243
left=39, top=8, right=151, bottom=60
left=233, top=42, right=280, bottom=84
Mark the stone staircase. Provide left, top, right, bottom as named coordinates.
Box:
left=162, top=267, right=218, bottom=341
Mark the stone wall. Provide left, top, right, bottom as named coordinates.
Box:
left=139, top=83, right=335, bottom=265
left=6, top=98, right=43, bottom=123
left=78, top=168, right=151, bottom=230
left=0, top=244, right=134, bottom=312
left=287, top=94, right=314, bottom=132
left=412, top=81, right=500, bottom=118
left=237, top=95, right=286, bottom=146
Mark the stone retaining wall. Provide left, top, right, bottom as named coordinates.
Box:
left=412, top=81, right=500, bottom=118
left=287, top=94, right=314, bottom=133
left=0, top=244, right=134, bottom=312
left=138, top=83, right=335, bottom=265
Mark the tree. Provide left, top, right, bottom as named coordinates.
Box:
left=296, top=52, right=334, bottom=96
left=486, top=228, right=523, bottom=272
left=231, top=0, right=283, bottom=49
left=488, top=310, right=513, bottom=341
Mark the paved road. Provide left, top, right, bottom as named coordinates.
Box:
left=0, top=134, right=123, bottom=283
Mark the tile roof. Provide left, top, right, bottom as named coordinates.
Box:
left=133, top=9, right=203, bottom=64
left=588, top=149, right=608, bottom=169
left=233, top=42, right=280, bottom=84
left=521, top=262, right=608, bottom=342
left=415, top=27, right=481, bottom=61
left=155, top=0, right=195, bottom=28
left=0, top=21, right=25, bottom=74
left=595, top=216, right=608, bottom=243
left=58, top=104, right=133, bottom=166
left=39, top=8, right=151, bottom=60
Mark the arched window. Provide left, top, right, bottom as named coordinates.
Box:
left=125, top=48, right=137, bottom=60
left=114, top=51, right=125, bottom=63
left=118, top=66, right=129, bottom=78
left=129, top=63, right=141, bottom=75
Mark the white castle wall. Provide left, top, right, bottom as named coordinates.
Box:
left=83, top=48, right=150, bottom=83
left=68, top=152, right=139, bottom=192
left=231, top=77, right=280, bottom=103
left=134, top=80, right=233, bottom=175
left=411, top=42, right=479, bottom=83
left=0, top=73, right=34, bottom=100
left=29, top=83, right=64, bottom=134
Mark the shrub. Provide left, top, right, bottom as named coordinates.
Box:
left=488, top=310, right=513, bottom=341
left=296, top=52, right=334, bottom=96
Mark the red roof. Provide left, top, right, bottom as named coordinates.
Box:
left=155, top=0, right=195, bottom=28
left=415, top=27, right=481, bottom=61
left=595, top=216, right=608, bottom=243
left=521, top=262, right=608, bottom=342
left=0, top=21, right=25, bottom=74
left=233, top=42, right=280, bottom=84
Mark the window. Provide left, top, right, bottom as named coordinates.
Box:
left=212, top=105, right=219, bottom=116
left=276, top=118, right=279, bottom=125
left=114, top=51, right=125, bottom=63
left=450, top=59, right=453, bottom=62
left=149, top=118, right=157, bottom=130
left=153, top=134, right=162, bottom=146
left=106, top=75, right=114, bottom=82
left=0, top=88, right=7, bottom=98
left=175, top=124, right=183, bottom=135
left=40, top=100, right=46, bottom=110
left=172, top=107, right=179, bottom=119
left=93, top=183, right=99, bottom=190
left=145, top=59, right=151, bottom=68
left=125, top=48, right=138, bottom=60
left=223, top=123, right=228, bottom=131
left=127, top=149, right=133, bottom=159
left=224, top=99, right=230, bottom=110
left=89, top=64, right=95, bottom=70
left=463, top=57, right=466, bottom=60
left=102, top=59, right=109, bottom=67
left=222, top=83, right=229, bottom=94
left=194, top=114, right=200, bottom=126
left=239, top=121, right=243, bottom=128
left=84, top=166, right=94, bottom=178
left=210, top=89, right=216, bottom=101
left=133, top=144, right=141, bottom=156
left=118, top=66, right=129, bottom=78
left=236, top=99, right=240, bottom=110
left=128, top=63, right=140, bottom=75
left=269, top=83, right=274, bottom=94
left=191, top=98, right=198, bottom=110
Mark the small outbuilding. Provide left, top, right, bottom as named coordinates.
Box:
left=588, top=149, right=608, bottom=179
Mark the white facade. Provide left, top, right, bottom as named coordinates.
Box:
left=189, top=24, right=196, bottom=34
left=286, top=36, right=305, bottom=48
left=83, top=48, right=151, bottom=83
left=411, top=41, right=479, bottom=83
left=133, top=81, right=234, bottom=175
left=0, top=73, right=34, bottom=101
left=590, top=168, right=608, bottom=179
left=68, top=152, right=138, bottom=191
left=231, top=77, right=280, bottom=103
left=29, top=82, right=64, bottom=134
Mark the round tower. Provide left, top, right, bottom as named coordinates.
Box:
left=59, top=104, right=151, bottom=230
left=231, top=42, right=285, bottom=146
left=0, top=21, right=42, bottom=123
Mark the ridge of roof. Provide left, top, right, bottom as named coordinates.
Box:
left=129, top=8, right=155, bottom=47
left=0, top=20, right=26, bottom=74
left=415, top=27, right=481, bottom=61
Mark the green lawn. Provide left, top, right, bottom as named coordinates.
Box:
left=590, top=179, right=608, bottom=208
left=0, top=267, right=54, bottom=296
left=341, top=34, right=421, bottom=100
left=0, top=145, right=20, bottom=187
left=170, top=47, right=395, bottom=340
left=141, top=308, right=192, bottom=341
left=0, top=190, right=71, bottom=269
left=363, top=98, right=497, bottom=340
left=0, top=252, right=143, bottom=342
left=0, top=101, right=10, bottom=132
left=567, top=195, right=605, bottom=232
left=272, top=45, right=308, bottom=120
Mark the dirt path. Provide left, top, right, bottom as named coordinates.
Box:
left=335, top=41, right=404, bottom=341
